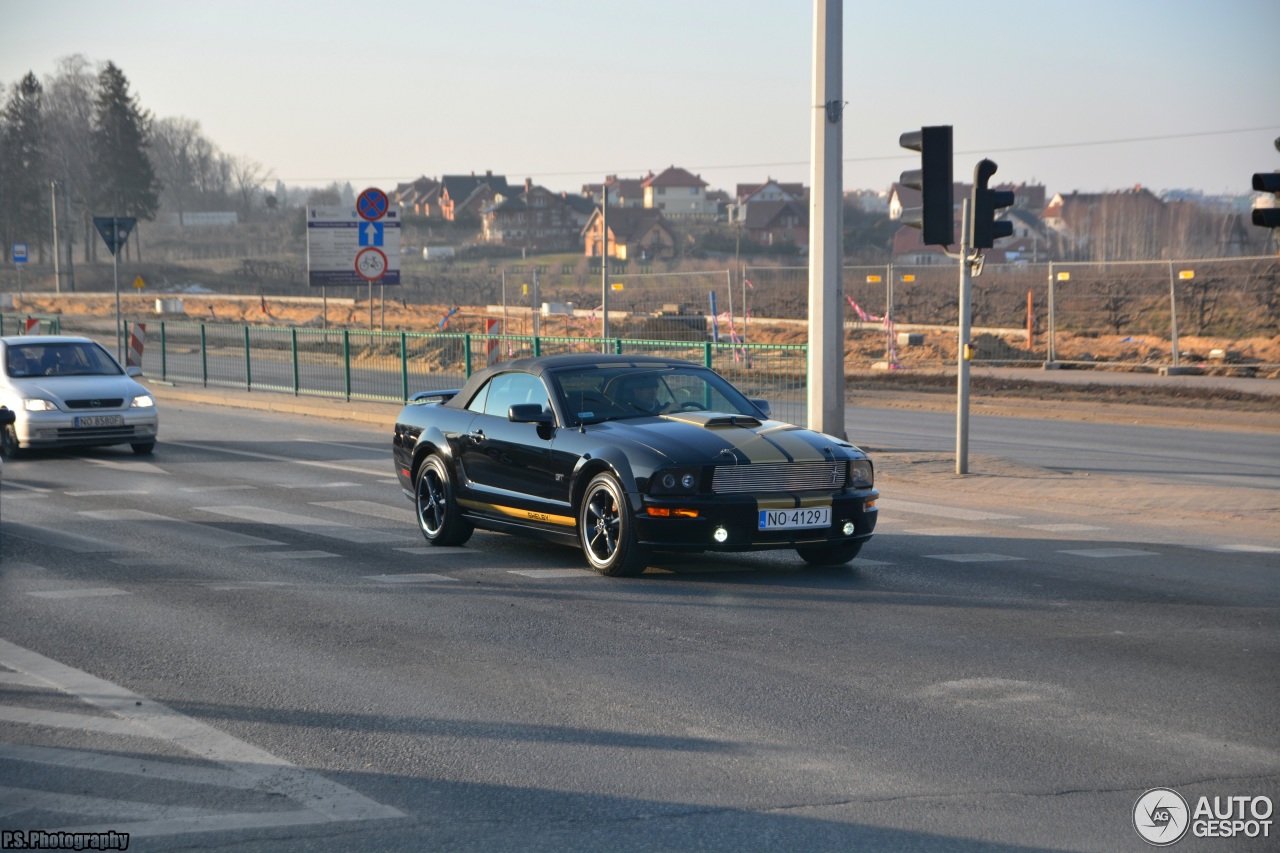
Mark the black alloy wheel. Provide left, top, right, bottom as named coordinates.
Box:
left=415, top=454, right=473, bottom=546
left=579, top=472, right=647, bottom=576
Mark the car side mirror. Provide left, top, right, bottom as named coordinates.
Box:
left=750, top=398, right=771, bottom=418
left=126, top=366, right=143, bottom=378
left=0, top=407, right=13, bottom=427
left=508, top=404, right=553, bottom=426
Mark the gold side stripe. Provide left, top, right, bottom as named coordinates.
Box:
left=459, top=498, right=576, bottom=527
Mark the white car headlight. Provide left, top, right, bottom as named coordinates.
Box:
left=131, top=395, right=155, bottom=408
left=23, top=398, right=57, bottom=412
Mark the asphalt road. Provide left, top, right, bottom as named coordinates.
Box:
left=0, top=395, right=1276, bottom=852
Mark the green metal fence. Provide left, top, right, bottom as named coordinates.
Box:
left=138, top=321, right=813, bottom=426
left=0, top=314, right=62, bottom=336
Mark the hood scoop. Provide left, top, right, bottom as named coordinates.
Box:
left=661, top=412, right=762, bottom=429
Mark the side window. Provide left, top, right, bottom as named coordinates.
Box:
left=481, top=372, right=546, bottom=418
left=464, top=383, right=490, bottom=414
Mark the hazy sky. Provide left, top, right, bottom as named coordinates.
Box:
left=4, top=0, right=1278, bottom=200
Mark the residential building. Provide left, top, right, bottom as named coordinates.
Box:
left=439, top=171, right=513, bottom=221
left=744, top=199, right=808, bottom=247
left=583, top=175, right=648, bottom=208
left=581, top=207, right=676, bottom=260
left=481, top=179, right=596, bottom=250
left=641, top=166, right=717, bottom=218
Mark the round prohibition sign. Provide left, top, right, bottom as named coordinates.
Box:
left=357, top=187, right=389, bottom=221
left=354, top=247, right=388, bottom=281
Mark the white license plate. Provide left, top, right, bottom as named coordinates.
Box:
left=74, top=415, right=123, bottom=428
left=758, top=506, right=831, bottom=530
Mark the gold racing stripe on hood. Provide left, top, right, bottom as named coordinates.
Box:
left=660, top=413, right=830, bottom=464
left=458, top=498, right=576, bottom=527
left=755, top=426, right=831, bottom=463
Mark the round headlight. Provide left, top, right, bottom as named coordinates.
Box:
left=680, top=473, right=696, bottom=489
left=662, top=473, right=676, bottom=489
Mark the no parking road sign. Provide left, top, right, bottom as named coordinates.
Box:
left=357, top=187, right=389, bottom=221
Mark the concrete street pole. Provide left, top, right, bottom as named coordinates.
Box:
left=807, top=0, right=845, bottom=438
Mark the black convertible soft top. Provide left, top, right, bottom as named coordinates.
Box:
left=443, top=353, right=695, bottom=410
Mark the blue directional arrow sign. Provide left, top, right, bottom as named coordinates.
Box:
left=359, top=221, right=384, bottom=247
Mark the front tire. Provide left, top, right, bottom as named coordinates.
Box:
left=415, top=454, right=473, bottom=546
left=579, top=472, right=647, bottom=576
left=796, top=540, right=862, bottom=568
left=1, top=424, right=23, bottom=459
left=131, top=441, right=155, bottom=455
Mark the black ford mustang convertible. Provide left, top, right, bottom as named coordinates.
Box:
left=392, top=354, right=878, bottom=576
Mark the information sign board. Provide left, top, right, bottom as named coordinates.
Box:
left=12, top=243, right=28, bottom=264
left=306, top=205, right=400, bottom=286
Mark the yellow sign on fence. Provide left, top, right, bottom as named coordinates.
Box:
left=133, top=275, right=146, bottom=289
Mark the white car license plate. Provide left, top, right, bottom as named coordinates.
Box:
left=74, top=415, right=124, bottom=428
left=758, top=506, right=831, bottom=530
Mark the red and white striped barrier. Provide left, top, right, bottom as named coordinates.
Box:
left=23, top=317, right=40, bottom=335
left=485, top=318, right=502, bottom=365
left=127, top=323, right=146, bottom=369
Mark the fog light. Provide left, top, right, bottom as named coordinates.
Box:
left=843, top=521, right=855, bottom=536
left=713, top=526, right=729, bottom=543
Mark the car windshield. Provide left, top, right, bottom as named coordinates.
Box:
left=552, top=365, right=761, bottom=425
left=6, top=342, right=123, bottom=378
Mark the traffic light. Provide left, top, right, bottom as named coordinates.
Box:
left=1251, top=171, right=1280, bottom=228
left=899, top=125, right=953, bottom=246
left=970, top=159, right=1015, bottom=249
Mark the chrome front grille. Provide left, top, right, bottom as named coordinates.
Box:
left=712, top=462, right=845, bottom=494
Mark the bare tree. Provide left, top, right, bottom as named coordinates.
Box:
left=228, top=155, right=273, bottom=223
left=43, top=54, right=99, bottom=268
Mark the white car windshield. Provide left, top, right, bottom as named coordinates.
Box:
left=7, top=343, right=123, bottom=378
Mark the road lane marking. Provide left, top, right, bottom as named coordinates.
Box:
left=65, top=490, right=151, bottom=497
left=84, top=458, right=168, bottom=475
left=5, top=523, right=127, bottom=553
left=79, top=509, right=284, bottom=548
left=877, top=499, right=1020, bottom=521
left=262, top=550, right=340, bottom=559
left=904, top=527, right=981, bottom=537
left=181, top=485, right=257, bottom=492
left=27, top=588, right=130, bottom=600
left=925, top=553, right=1027, bottom=563
left=312, top=500, right=413, bottom=522
left=1193, top=544, right=1280, bottom=554
left=1057, top=548, right=1159, bottom=558
left=366, top=571, right=455, bottom=578
left=1020, top=523, right=1109, bottom=532
left=164, top=440, right=384, bottom=477
left=194, top=506, right=414, bottom=544
left=508, top=569, right=595, bottom=578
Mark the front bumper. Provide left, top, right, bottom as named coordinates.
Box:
left=16, top=409, right=158, bottom=449
left=634, top=489, right=878, bottom=552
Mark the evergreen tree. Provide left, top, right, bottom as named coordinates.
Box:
left=90, top=62, right=160, bottom=224
left=0, top=72, right=50, bottom=262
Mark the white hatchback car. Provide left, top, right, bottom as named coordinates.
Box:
left=0, top=335, right=159, bottom=457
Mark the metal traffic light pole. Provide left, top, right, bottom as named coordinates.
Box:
left=955, top=201, right=974, bottom=475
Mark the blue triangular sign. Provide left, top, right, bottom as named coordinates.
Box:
left=93, top=216, right=137, bottom=256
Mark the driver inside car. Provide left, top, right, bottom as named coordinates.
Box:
left=615, top=375, right=667, bottom=415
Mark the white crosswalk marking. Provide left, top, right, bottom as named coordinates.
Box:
left=0, top=639, right=405, bottom=840
left=195, top=505, right=414, bottom=544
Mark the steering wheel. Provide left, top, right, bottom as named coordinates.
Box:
left=676, top=402, right=706, bottom=411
